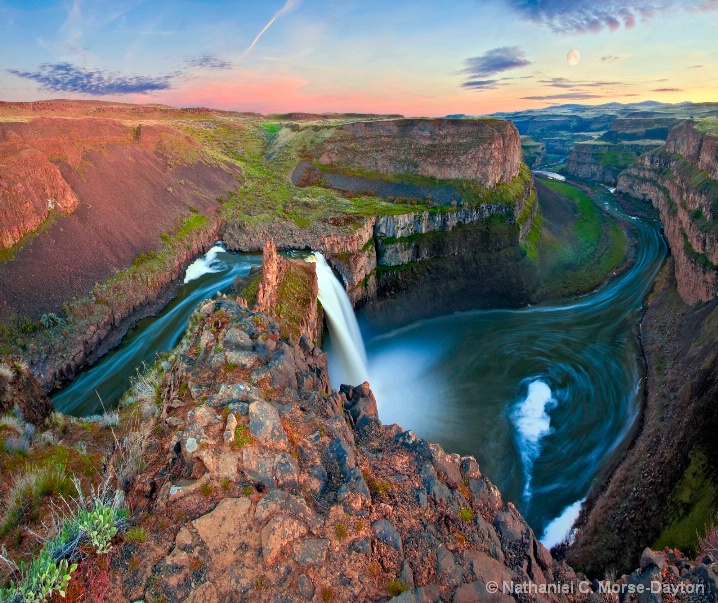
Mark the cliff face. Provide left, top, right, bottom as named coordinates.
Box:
left=565, top=141, right=663, bottom=185
left=617, top=121, right=718, bottom=303
left=568, top=260, right=718, bottom=576
left=0, top=117, right=241, bottom=320
left=314, top=118, right=521, bottom=187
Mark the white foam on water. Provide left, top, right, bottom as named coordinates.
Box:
left=541, top=498, right=585, bottom=549
left=511, top=379, right=556, bottom=498
left=307, top=253, right=369, bottom=386
left=184, top=243, right=225, bottom=284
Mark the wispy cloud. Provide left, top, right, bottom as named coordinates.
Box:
left=522, top=92, right=604, bottom=100
left=8, top=63, right=174, bottom=95
left=504, top=0, right=717, bottom=34
left=601, top=55, right=621, bottom=63
left=462, top=79, right=500, bottom=90
left=539, top=77, right=625, bottom=88
left=689, top=64, right=704, bottom=68
left=239, top=0, right=301, bottom=62
left=186, top=54, right=234, bottom=70
left=463, top=47, right=532, bottom=79
left=652, top=87, right=682, bottom=92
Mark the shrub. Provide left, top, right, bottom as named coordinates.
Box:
left=0, top=550, right=77, bottom=602
left=1, top=465, right=75, bottom=534
left=699, top=514, right=718, bottom=557
left=124, top=526, right=147, bottom=544
left=335, top=522, right=347, bottom=540
left=386, top=579, right=409, bottom=596
left=74, top=499, right=128, bottom=554
left=459, top=507, right=474, bottom=522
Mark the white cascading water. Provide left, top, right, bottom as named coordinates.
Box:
left=184, top=243, right=225, bottom=284
left=306, top=253, right=369, bottom=387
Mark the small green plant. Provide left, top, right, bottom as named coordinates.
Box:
left=75, top=499, right=128, bottom=554
left=321, top=586, right=335, bottom=602
left=335, top=522, right=347, bottom=540
left=386, top=578, right=409, bottom=596
left=125, top=526, right=147, bottom=543
left=459, top=507, right=474, bottom=522
left=233, top=424, right=254, bottom=449
left=242, top=485, right=254, bottom=497
left=200, top=482, right=213, bottom=498
left=1, top=550, right=77, bottom=602
left=220, top=478, right=232, bottom=491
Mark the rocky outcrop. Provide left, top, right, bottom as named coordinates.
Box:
left=254, top=239, right=321, bottom=344
left=0, top=358, right=52, bottom=425
left=565, top=141, right=663, bottom=185
left=312, top=118, right=521, bottom=187
left=617, top=120, right=718, bottom=303
left=115, top=297, right=590, bottom=603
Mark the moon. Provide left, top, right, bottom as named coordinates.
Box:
left=567, top=48, right=580, bottom=66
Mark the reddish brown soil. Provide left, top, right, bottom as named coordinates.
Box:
left=0, top=143, right=240, bottom=318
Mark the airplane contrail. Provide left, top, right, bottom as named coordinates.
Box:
left=239, top=0, right=300, bottom=62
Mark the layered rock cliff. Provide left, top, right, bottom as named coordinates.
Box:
left=617, top=120, right=718, bottom=303
left=565, top=140, right=663, bottom=185
left=313, top=118, right=521, bottom=188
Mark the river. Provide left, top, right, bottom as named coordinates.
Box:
left=50, top=184, right=666, bottom=547
left=353, top=185, right=666, bottom=546
left=51, top=245, right=261, bottom=416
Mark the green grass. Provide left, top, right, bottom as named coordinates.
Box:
left=535, top=180, right=629, bottom=298
left=653, top=448, right=718, bottom=556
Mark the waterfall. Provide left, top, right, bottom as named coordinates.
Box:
left=306, top=253, right=369, bottom=387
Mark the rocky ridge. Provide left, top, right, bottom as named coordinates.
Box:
left=116, top=295, right=588, bottom=603
left=102, top=242, right=717, bottom=603
left=617, top=120, right=718, bottom=303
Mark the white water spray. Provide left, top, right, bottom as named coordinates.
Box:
left=511, top=379, right=557, bottom=499
left=184, top=243, right=225, bottom=283
left=541, top=498, right=585, bottom=548
left=307, top=253, right=369, bottom=386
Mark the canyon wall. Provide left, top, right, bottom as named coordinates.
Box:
left=617, top=120, right=718, bottom=303
left=565, top=140, right=663, bottom=185
left=0, top=117, right=241, bottom=319
left=314, top=118, right=521, bottom=187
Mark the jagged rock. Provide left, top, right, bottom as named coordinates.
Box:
left=261, top=515, right=308, bottom=564
left=192, top=497, right=252, bottom=556
left=436, top=545, right=463, bottom=588
left=296, top=574, right=315, bottom=600
left=640, top=547, right=666, bottom=571
left=224, top=348, right=257, bottom=369
left=223, top=412, right=237, bottom=444
left=494, top=504, right=528, bottom=544
left=215, top=382, right=265, bottom=406
left=463, top=550, right=512, bottom=585
left=420, top=463, right=452, bottom=505
left=293, top=539, right=329, bottom=566
left=372, top=519, right=403, bottom=556
left=224, top=326, right=254, bottom=351
left=249, top=401, right=289, bottom=449
left=328, top=436, right=356, bottom=477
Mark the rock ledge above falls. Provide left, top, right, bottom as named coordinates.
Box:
left=116, top=297, right=589, bottom=602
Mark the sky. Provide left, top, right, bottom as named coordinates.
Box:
left=0, top=0, right=716, bottom=115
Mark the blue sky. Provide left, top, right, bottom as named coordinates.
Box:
left=0, top=0, right=716, bottom=114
